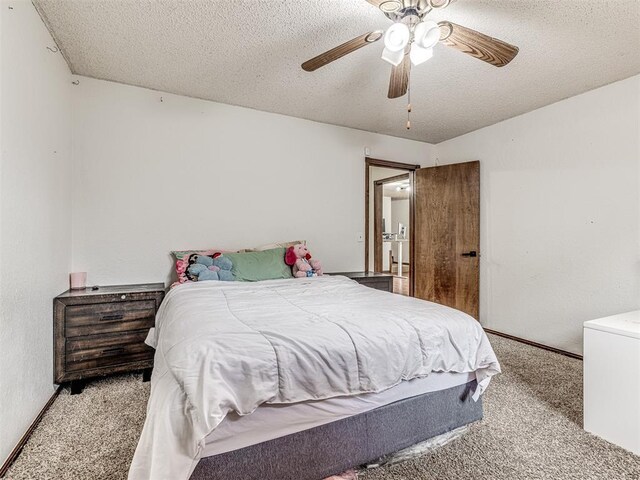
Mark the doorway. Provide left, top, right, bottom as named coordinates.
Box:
left=365, top=158, right=480, bottom=319
left=375, top=173, right=411, bottom=294
left=365, top=157, right=419, bottom=296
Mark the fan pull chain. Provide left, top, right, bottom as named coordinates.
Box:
left=406, top=72, right=412, bottom=130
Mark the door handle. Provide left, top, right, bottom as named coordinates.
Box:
left=462, top=251, right=477, bottom=257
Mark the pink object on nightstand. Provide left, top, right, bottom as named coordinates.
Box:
left=70, top=272, right=87, bottom=290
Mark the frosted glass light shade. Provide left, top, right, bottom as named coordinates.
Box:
left=410, top=45, right=433, bottom=66
left=383, top=23, right=410, bottom=52
left=381, top=47, right=405, bottom=66
left=414, top=20, right=440, bottom=49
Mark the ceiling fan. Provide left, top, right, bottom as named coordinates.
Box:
left=301, top=0, right=519, bottom=101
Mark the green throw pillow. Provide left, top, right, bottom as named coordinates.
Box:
left=225, top=247, right=292, bottom=282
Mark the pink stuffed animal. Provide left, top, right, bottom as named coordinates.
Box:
left=285, top=243, right=323, bottom=278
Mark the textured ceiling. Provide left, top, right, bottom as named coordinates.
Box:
left=34, top=0, right=640, bottom=143
left=384, top=182, right=411, bottom=199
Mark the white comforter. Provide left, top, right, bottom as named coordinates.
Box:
left=128, top=276, right=500, bottom=480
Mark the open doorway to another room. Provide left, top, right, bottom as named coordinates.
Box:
left=380, top=175, right=411, bottom=295
left=365, top=158, right=418, bottom=297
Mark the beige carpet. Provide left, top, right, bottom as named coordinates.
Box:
left=6, top=335, right=640, bottom=480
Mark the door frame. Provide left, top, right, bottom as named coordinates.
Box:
left=364, top=157, right=419, bottom=296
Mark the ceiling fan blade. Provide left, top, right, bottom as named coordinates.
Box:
left=388, top=50, right=411, bottom=99
left=438, top=21, right=519, bottom=67
left=302, top=31, right=383, bottom=72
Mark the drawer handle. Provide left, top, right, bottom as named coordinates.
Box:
left=100, top=313, right=124, bottom=321
left=102, top=347, right=125, bottom=355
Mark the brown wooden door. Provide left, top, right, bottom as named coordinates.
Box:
left=414, top=161, right=480, bottom=319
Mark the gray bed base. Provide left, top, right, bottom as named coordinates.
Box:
left=191, top=380, right=482, bottom=480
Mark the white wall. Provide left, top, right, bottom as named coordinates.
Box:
left=71, top=78, right=434, bottom=285
left=434, top=75, right=640, bottom=355
left=0, top=0, right=72, bottom=463
left=390, top=198, right=410, bottom=263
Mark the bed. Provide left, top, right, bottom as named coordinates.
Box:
left=128, top=275, right=500, bottom=480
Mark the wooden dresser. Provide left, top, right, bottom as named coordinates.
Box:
left=329, top=272, right=394, bottom=292
left=54, top=283, right=165, bottom=394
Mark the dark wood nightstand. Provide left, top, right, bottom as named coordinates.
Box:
left=328, top=272, right=394, bottom=292
left=54, top=283, right=165, bottom=394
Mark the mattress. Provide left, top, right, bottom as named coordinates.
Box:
left=202, top=371, right=476, bottom=458
left=130, top=277, right=499, bottom=480
left=192, top=380, right=482, bottom=480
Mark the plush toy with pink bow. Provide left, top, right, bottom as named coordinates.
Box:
left=285, top=243, right=324, bottom=278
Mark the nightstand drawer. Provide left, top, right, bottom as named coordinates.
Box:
left=360, top=279, right=393, bottom=292
left=66, top=329, right=149, bottom=353
left=328, top=272, right=394, bottom=293
left=65, top=342, right=154, bottom=372
left=65, top=332, right=154, bottom=372
left=65, top=300, right=156, bottom=337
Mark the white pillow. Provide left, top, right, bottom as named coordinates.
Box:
left=251, top=240, right=306, bottom=252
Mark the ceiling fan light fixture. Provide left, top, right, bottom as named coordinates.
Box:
left=410, top=44, right=433, bottom=66
left=381, top=46, right=405, bottom=66
left=383, top=22, right=410, bottom=52
left=414, top=20, right=440, bottom=49
left=379, top=0, right=402, bottom=13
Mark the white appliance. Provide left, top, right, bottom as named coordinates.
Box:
left=583, top=310, right=640, bottom=455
